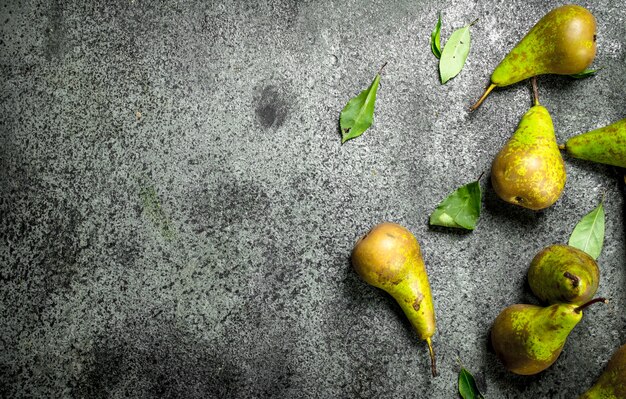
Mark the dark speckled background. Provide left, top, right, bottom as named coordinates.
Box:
left=1, top=0, right=625, bottom=398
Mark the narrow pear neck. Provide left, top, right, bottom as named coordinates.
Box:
left=537, top=304, right=581, bottom=331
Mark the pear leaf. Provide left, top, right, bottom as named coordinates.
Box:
left=429, top=179, right=481, bottom=230
left=569, top=67, right=602, bottom=79
left=430, top=13, right=442, bottom=59
left=459, top=368, right=484, bottom=399
left=568, top=200, right=605, bottom=259
left=340, top=66, right=384, bottom=143
left=439, top=20, right=476, bottom=84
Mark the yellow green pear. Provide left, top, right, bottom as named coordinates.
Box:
left=580, top=343, right=626, bottom=399
left=491, top=298, right=607, bottom=375
left=528, top=244, right=599, bottom=305
left=471, top=5, right=596, bottom=110
left=562, top=118, right=626, bottom=168
left=351, top=222, right=437, bottom=376
left=491, top=79, right=566, bottom=210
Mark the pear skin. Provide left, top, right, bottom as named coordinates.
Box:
left=351, top=222, right=437, bottom=376
left=491, top=84, right=566, bottom=210
left=528, top=244, right=599, bottom=305
left=564, top=118, right=626, bottom=168
left=471, top=5, right=596, bottom=110
left=580, top=344, right=626, bottom=399
left=491, top=298, right=606, bottom=375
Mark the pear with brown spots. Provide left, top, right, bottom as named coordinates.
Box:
left=562, top=118, right=626, bottom=168
left=491, top=78, right=566, bottom=210
left=580, top=343, right=626, bottom=399
left=351, top=222, right=437, bottom=376
left=491, top=298, right=607, bottom=375
left=471, top=4, right=596, bottom=110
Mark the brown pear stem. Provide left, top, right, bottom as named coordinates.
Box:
left=469, top=83, right=496, bottom=111
left=426, top=338, right=438, bottom=377
left=563, top=272, right=580, bottom=288
left=377, top=62, right=388, bottom=76
left=574, top=297, right=608, bottom=313
left=531, top=76, right=540, bottom=106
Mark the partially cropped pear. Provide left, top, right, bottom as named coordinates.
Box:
left=528, top=244, right=599, bottom=305
left=491, top=79, right=566, bottom=210
left=580, top=343, right=626, bottom=399
left=562, top=118, right=626, bottom=168
left=491, top=298, right=607, bottom=375
left=351, top=222, right=437, bottom=376
left=471, top=5, right=596, bottom=110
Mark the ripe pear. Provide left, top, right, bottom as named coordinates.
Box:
left=491, top=79, right=566, bottom=210
left=580, top=343, right=626, bottom=399
left=562, top=118, right=626, bottom=168
left=351, top=222, right=437, bottom=376
left=471, top=5, right=596, bottom=110
left=491, top=298, right=607, bottom=375
left=528, top=244, right=599, bottom=305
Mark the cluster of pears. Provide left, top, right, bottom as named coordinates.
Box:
left=491, top=244, right=606, bottom=375
left=472, top=5, right=625, bottom=209
left=351, top=222, right=437, bottom=376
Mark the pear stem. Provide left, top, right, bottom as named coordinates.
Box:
left=377, top=62, right=388, bottom=76
left=574, top=297, right=608, bottom=314
left=469, top=83, right=496, bottom=112
left=531, top=76, right=540, bottom=106
left=563, top=272, right=580, bottom=288
left=426, top=337, right=438, bottom=377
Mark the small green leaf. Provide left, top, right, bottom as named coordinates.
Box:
left=340, top=66, right=384, bottom=143
left=569, top=67, right=603, bottom=79
left=429, top=179, right=481, bottom=230
left=430, top=13, right=442, bottom=59
left=439, top=20, right=476, bottom=84
left=568, top=199, right=605, bottom=259
left=459, top=368, right=484, bottom=399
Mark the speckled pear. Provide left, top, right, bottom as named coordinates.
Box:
left=491, top=298, right=606, bottom=375
left=528, top=244, right=599, bottom=305
left=491, top=80, right=566, bottom=210
left=563, top=118, right=626, bottom=168
left=471, top=5, right=596, bottom=110
left=351, top=222, right=437, bottom=376
left=580, top=343, right=626, bottom=399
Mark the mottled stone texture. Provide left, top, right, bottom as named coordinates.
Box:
left=0, top=0, right=624, bottom=398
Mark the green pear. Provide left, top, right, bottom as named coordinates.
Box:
left=491, top=298, right=607, bottom=375
left=528, top=244, right=599, bottom=305
left=580, top=343, right=626, bottom=399
left=471, top=5, right=596, bottom=110
left=491, top=79, right=566, bottom=210
left=352, top=222, right=437, bottom=376
left=562, top=118, right=626, bottom=168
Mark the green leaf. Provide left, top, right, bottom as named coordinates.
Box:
left=340, top=67, right=383, bottom=143
left=430, top=13, right=442, bottom=59
left=459, top=368, right=484, bottom=399
left=568, top=200, right=605, bottom=259
left=429, top=179, right=481, bottom=230
left=569, top=67, right=602, bottom=79
left=439, top=20, right=476, bottom=84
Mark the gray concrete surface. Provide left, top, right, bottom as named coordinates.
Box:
left=1, top=0, right=625, bottom=398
